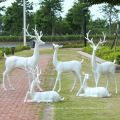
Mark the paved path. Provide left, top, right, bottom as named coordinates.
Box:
left=0, top=54, right=52, bottom=120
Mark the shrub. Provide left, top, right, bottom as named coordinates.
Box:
left=0, top=47, right=12, bottom=55
left=0, top=45, right=30, bottom=59
left=82, top=46, right=120, bottom=64
left=0, top=35, right=119, bottom=42
left=0, top=50, right=3, bottom=59
left=15, top=45, right=30, bottom=52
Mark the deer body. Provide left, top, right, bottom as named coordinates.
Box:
left=3, top=25, right=45, bottom=91
left=86, top=30, right=117, bottom=93
left=24, top=70, right=64, bottom=103
left=52, top=43, right=83, bottom=92
left=78, top=73, right=111, bottom=97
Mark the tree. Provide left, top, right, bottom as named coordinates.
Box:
left=87, top=18, right=107, bottom=34
left=38, top=0, right=64, bottom=36
left=99, top=4, right=120, bottom=35
left=84, top=0, right=120, bottom=5
left=3, top=0, right=34, bottom=35
left=66, top=1, right=90, bottom=34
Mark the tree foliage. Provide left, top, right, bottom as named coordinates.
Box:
left=99, top=4, right=120, bottom=35
left=3, top=0, right=34, bottom=35
left=83, top=0, right=120, bottom=5
left=35, top=0, right=64, bottom=36
left=66, top=1, right=90, bottom=34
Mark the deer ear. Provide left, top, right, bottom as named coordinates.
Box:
left=90, top=44, right=93, bottom=48
left=52, top=43, right=55, bottom=47
left=82, top=72, right=85, bottom=75
left=33, top=39, right=37, bottom=42
left=98, top=47, right=101, bottom=49
left=59, top=45, right=63, bottom=48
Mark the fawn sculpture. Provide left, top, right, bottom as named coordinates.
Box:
left=3, top=25, right=45, bottom=91
left=77, top=72, right=111, bottom=97
left=52, top=43, right=84, bottom=92
left=24, top=68, right=64, bottom=103
left=85, top=30, right=117, bottom=93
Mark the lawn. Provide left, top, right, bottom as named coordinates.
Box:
left=51, top=49, right=120, bottom=120
left=0, top=48, right=120, bottom=120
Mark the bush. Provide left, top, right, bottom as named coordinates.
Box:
left=0, top=47, right=12, bottom=55
left=0, top=45, right=30, bottom=59
left=0, top=50, right=3, bottom=59
left=82, top=46, right=120, bottom=64
left=0, top=35, right=119, bottom=42
left=15, top=45, right=30, bottom=52
left=0, top=36, right=31, bottom=42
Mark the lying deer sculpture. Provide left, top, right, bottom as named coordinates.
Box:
left=24, top=68, right=64, bottom=103
left=3, top=25, right=45, bottom=91
left=77, top=72, right=111, bottom=97
left=85, top=30, right=117, bottom=93
left=52, top=43, right=84, bottom=92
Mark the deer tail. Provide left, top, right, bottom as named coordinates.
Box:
left=113, top=59, right=116, bottom=64
left=4, top=53, right=8, bottom=59
left=81, top=59, right=84, bottom=63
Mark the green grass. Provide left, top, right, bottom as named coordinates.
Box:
left=51, top=51, right=120, bottom=120
left=1, top=48, right=120, bottom=120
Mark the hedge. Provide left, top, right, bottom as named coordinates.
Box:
left=0, top=50, right=3, bottom=59
left=0, top=45, right=30, bottom=59
left=0, top=35, right=119, bottom=42
left=82, top=46, right=120, bottom=64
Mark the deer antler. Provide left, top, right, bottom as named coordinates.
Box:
left=85, top=30, right=95, bottom=46
left=39, top=31, right=43, bottom=39
left=97, top=32, right=107, bottom=47
left=26, top=24, right=36, bottom=39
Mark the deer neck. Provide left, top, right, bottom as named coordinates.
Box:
left=83, top=78, right=88, bottom=92
left=53, top=49, right=59, bottom=67
left=91, top=50, right=97, bottom=71
left=30, top=81, right=35, bottom=98
left=33, top=43, right=39, bottom=64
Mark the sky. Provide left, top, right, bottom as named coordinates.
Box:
left=0, top=0, right=104, bottom=20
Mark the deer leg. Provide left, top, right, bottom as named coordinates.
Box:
left=3, top=71, right=7, bottom=91
left=106, top=74, right=110, bottom=89
left=111, top=73, right=117, bottom=93
left=76, top=71, right=82, bottom=88
left=94, top=73, right=97, bottom=85
left=36, top=83, right=43, bottom=91
left=27, top=99, right=38, bottom=103
left=28, top=73, right=32, bottom=88
left=70, top=71, right=77, bottom=92
left=7, top=74, right=15, bottom=90
left=96, top=74, right=101, bottom=87
left=57, top=72, right=62, bottom=92
left=24, top=91, right=30, bottom=103
left=3, top=69, right=10, bottom=91
left=52, top=72, right=59, bottom=91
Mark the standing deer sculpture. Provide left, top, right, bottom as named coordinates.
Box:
left=3, top=25, right=45, bottom=91
left=77, top=72, right=111, bottom=97
left=52, top=43, right=84, bottom=92
left=24, top=68, right=64, bottom=103
left=85, top=30, right=117, bottom=93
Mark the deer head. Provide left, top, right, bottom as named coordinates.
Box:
left=52, top=43, right=63, bottom=49
left=85, top=30, right=107, bottom=52
left=26, top=24, right=45, bottom=45
left=82, top=72, right=92, bottom=80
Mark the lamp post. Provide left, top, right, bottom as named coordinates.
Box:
left=23, top=0, right=26, bottom=46
left=82, top=7, right=88, bottom=47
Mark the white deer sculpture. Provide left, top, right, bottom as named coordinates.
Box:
left=3, top=25, right=45, bottom=91
left=24, top=68, right=64, bottom=103
left=77, top=72, right=111, bottom=97
left=52, top=43, right=84, bottom=92
left=85, top=30, right=117, bottom=93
